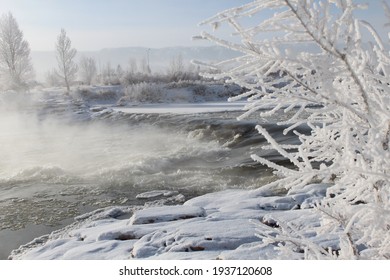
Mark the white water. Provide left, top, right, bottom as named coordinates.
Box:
left=0, top=112, right=222, bottom=182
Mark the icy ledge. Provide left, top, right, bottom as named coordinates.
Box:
left=9, top=184, right=334, bottom=260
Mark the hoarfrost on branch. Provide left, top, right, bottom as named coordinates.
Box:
left=198, top=0, right=390, bottom=259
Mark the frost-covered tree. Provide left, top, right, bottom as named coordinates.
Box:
left=99, top=62, right=115, bottom=85
left=140, top=57, right=151, bottom=75
left=45, top=69, right=61, bottom=87
left=0, top=12, right=34, bottom=90
left=55, top=29, right=77, bottom=92
left=79, top=56, right=97, bottom=85
left=199, top=0, right=390, bottom=259
left=115, top=64, right=124, bottom=82
left=167, top=54, right=185, bottom=82
left=128, top=57, right=138, bottom=74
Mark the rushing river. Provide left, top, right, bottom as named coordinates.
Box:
left=0, top=91, right=300, bottom=259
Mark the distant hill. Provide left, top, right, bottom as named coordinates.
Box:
left=31, top=46, right=241, bottom=82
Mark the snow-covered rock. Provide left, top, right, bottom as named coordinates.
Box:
left=129, top=205, right=206, bottom=225
left=9, top=184, right=333, bottom=260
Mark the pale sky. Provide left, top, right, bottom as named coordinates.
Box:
left=0, top=0, right=250, bottom=51
left=0, top=0, right=387, bottom=51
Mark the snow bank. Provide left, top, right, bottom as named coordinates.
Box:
left=111, top=101, right=245, bottom=115
left=63, top=82, right=242, bottom=106
left=118, top=82, right=242, bottom=105
left=9, top=184, right=334, bottom=260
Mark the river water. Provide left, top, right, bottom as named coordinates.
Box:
left=0, top=91, right=300, bottom=259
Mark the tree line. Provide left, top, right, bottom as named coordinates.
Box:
left=0, top=12, right=201, bottom=92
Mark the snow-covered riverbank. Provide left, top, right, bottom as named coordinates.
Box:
left=9, top=184, right=333, bottom=259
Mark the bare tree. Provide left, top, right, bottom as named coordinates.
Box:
left=0, top=12, right=33, bottom=90
left=79, top=56, right=97, bottom=85
left=55, top=29, right=77, bottom=92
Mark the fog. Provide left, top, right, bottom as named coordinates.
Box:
left=0, top=107, right=222, bottom=183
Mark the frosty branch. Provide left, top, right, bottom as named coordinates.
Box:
left=199, top=0, right=390, bottom=259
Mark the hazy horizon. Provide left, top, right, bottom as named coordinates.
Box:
left=1, top=0, right=249, bottom=51
left=3, top=0, right=388, bottom=81
left=1, top=0, right=387, bottom=52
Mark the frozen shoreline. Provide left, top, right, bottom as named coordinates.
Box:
left=111, top=101, right=246, bottom=115
left=9, top=184, right=333, bottom=260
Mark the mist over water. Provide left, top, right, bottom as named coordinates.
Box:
left=0, top=113, right=218, bottom=181
left=0, top=90, right=298, bottom=259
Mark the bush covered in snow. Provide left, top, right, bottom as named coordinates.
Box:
left=72, top=85, right=123, bottom=104
left=120, top=82, right=163, bottom=103
left=199, top=0, right=390, bottom=259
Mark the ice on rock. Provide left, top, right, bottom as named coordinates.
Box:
left=136, top=190, right=179, bottom=199
left=129, top=205, right=206, bottom=225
